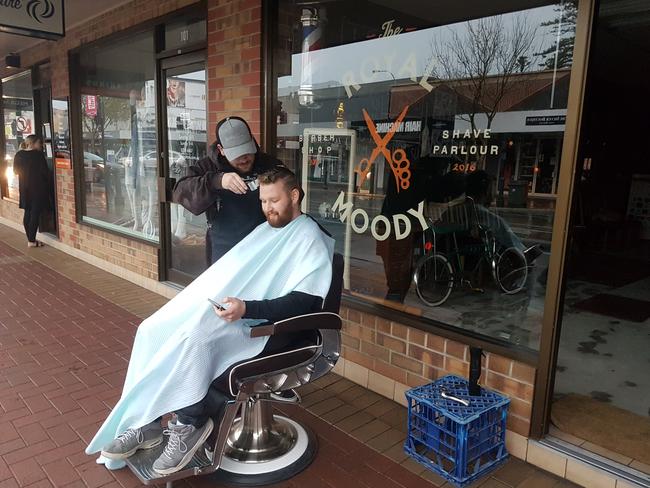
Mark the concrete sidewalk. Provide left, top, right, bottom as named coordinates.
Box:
left=0, top=223, right=577, bottom=488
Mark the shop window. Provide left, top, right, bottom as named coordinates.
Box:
left=1, top=71, right=35, bottom=202
left=272, top=0, right=578, bottom=351
left=75, top=30, right=159, bottom=242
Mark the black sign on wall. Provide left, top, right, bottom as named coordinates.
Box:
left=52, top=97, right=71, bottom=169
left=0, top=0, right=65, bottom=40
left=525, top=115, right=566, bottom=126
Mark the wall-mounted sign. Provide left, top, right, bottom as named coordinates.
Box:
left=525, top=115, right=566, bottom=126
left=2, top=98, right=33, bottom=110
left=52, top=98, right=71, bottom=169
left=374, top=119, right=421, bottom=134
left=84, top=95, right=97, bottom=118
left=0, top=0, right=65, bottom=40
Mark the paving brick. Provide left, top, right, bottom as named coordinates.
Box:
left=0, top=439, right=26, bottom=458
left=73, top=461, right=114, bottom=488
left=0, top=396, right=26, bottom=413
left=34, top=440, right=85, bottom=466
left=350, top=419, right=391, bottom=443
left=0, top=423, right=20, bottom=442
left=0, top=458, right=11, bottom=482
left=9, top=458, right=46, bottom=487
left=11, top=408, right=60, bottom=429
left=46, top=423, right=82, bottom=447
left=366, top=428, right=406, bottom=453
left=349, top=463, right=404, bottom=488
left=105, top=467, right=141, bottom=488
left=335, top=410, right=375, bottom=433
left=307, top=397, right=345, bottom=417
left=23, top=479, right=53, bottom=488
left=42, top=460, right=81, bottom=486
left=49, top=394, right=82, bottom=415
left=17, top=422, right=48, bottom=445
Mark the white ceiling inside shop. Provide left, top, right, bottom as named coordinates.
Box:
left=0, top=0, right=132, bottom=59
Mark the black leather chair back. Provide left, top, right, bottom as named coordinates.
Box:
left=323, top=253, right=344, bottom=314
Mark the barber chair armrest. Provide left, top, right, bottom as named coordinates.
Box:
left=249, top=311, right=342, bottom=338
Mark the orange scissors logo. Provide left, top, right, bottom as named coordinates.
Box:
left=355, top=105, right=411, bottom=192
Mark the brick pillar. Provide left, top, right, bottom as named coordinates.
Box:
left=207, top=0, right=263, bottom=142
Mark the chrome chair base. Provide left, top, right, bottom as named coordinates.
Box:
left=212, top=416, right=317, bottom=487
left=226, top=398, right=299, bottom=462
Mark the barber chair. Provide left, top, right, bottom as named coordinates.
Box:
left=125, top=253, right=344, bottom=487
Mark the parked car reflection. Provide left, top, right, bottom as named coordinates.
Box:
left=118, top=150, right=188, bottom=174
left=84, top=152, right=105, bottom=183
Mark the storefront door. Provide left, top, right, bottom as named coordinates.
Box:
left=159, top=53, right=208, bottom=285
left=34, top=82, right=58, bottom=236
left=544, top=0, right=650, bottom=476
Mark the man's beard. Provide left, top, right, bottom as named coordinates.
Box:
left=265, top=210, right=293, bottom=228
left=233, top=162, right=254, bottom=175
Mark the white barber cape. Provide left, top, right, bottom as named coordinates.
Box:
left=86, top=214, right=334, bottom=454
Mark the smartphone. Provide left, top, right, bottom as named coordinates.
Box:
left=208, top=298, right=226, bottom=311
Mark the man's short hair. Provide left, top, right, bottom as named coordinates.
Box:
left=259, top=166, right=304, bottom=203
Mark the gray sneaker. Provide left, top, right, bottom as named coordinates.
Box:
left=101, top=422, right=163, bottom=460
left=152, top=418, right=214, bottom=475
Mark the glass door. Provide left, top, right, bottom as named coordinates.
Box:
left=549, top=0, right=650, bottom=472
left=35, top=79, right=58, bottom=236
left=160, top=54, right=208, bottom=285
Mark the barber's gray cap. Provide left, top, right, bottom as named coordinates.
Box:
left=218, top=118, right=257, bottom=161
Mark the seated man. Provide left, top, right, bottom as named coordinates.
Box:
left=85, top=167, right=334, bottom=475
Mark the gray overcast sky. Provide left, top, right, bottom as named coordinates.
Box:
left=279, top=4, right=565, bottom=93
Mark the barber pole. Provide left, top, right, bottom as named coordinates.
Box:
left=298, top=7, right=324, bottom=107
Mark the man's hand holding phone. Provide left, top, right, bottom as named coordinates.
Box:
left=209, top=297, right=246, bottom=322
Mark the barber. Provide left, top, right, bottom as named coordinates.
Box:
left=172, top=116, right=282, bottom=264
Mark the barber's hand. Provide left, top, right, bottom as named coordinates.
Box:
left=221, top=173, right=248, bottom=194
left=215, top=297, right=246, bottom=322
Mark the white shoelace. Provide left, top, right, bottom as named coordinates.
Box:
left=117, top=428, right=142, bottom=446
left=162, top=429, right=188, bottom=460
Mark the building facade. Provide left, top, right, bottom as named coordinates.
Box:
left=1, top=0, right=648, bottom=485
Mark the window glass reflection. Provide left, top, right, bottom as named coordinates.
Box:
left=78, top=31, right=159, bottom=241
left=2, top=71, right=35, bottom=201
left=274, top=0, right=578, bottom=350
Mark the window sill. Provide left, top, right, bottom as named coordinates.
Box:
left=78, top=217, right=161, bottom=248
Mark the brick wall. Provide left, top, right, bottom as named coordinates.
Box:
left=207, top=0, right=262, bottom=140
left=1, top=0, right=265, bottom=281
left=338, top=306, right=536, bottom=437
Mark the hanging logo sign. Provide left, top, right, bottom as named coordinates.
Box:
left=0, top=0, right=64, bottom=40
left=84, top=95, right=97, bottom=118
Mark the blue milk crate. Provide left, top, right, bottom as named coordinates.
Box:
left=404, top=375, right=510, bottom=488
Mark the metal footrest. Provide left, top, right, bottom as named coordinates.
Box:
left=125, top=437, right=216, bottom=485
